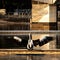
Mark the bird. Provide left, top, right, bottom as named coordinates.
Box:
left=13, top=34, right=53, bottom=50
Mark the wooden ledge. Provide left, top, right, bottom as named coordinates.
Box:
left=0, top=49, right=60, bottom=56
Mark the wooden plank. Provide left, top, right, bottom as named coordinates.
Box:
left=0, top=49, right=60, bottom=55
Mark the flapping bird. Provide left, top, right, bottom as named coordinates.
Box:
left=13, top=34, right=53, bottom=50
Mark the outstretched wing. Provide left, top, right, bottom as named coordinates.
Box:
left=33, top=36, right=53, bottom=46
left=13, top=36, right=22, bottom=42
left=13, top=36, right=28, bottom=48
left=39, top=36, right=53, bottom=46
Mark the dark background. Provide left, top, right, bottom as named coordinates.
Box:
left=0, top=35, right=29, bottom=49
left=0, top=0, right=32, bottom=9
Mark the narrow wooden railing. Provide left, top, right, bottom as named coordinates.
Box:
left=0, top=30, right=60, bottom=35
left=0, top=49, right=60, bottom=56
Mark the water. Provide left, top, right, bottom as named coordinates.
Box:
left=0, top=54, right=60, bottom=60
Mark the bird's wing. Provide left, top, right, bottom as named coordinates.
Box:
left=13, top=36, right=22, bottom=42
left=39, top=36, right=53, bottom=46
left=33, top=36, right=53, bottom=46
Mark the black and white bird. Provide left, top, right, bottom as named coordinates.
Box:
left=13, top=34, right=53, bottom=50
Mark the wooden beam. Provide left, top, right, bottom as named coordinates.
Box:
left=0, top=30, right=60, bottom=35
left=0, top=49, right=60, bottom=56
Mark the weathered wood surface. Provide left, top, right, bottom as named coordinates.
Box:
left=0, top=49, right=60, bottom=56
